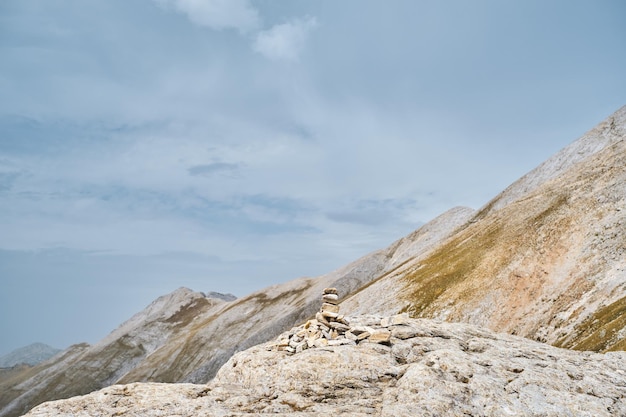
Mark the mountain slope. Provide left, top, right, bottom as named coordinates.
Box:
left=0, top=344, right=61, bottom=368
left=3, top=105, right=626, bottom=417
left=342, top=105, right=626, bottom=352
left=0, top=206, right=472, bottom=417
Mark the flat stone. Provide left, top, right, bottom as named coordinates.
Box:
left=322, top=294, right=339, bottom=304
left=390, top=326, right=423, bottom=340
left=327, top=339, right=356, bottom=347
left=356, top=331, right=371, bottom=341
left=381, top=313, right=411, bottom=327
left=321, top=310, right=339, bottom=320
left=321, top=303, right=340, bottom=313
left=323, top=287, right=338, bottom=295
left=312, top=338, right=328, bottom=348
left=315, top=312, right=331, bottom=326
left=328, top=322, right=350, bottom=332
left=351, top=326, right=376, bottom=336
left=368, top=330, right=391, bottom=344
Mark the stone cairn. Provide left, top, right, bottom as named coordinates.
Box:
left=274, top=288, right=409, bottom=355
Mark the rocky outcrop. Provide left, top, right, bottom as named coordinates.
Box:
left=1, top=206, right=472, bottom=417
left=24, top=317, right=626, bottom=417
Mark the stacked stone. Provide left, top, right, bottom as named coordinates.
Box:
left=277, top=288, right=354, bottom=355
left=273, top=312, right=413, bottom=354
left=315, top=287, right=350, bottom=331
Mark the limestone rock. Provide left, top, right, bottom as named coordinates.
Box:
left=25, top=318, right=626, bottom=417
left=368, top=329, right=391, bottom=344
left=322, top=293, right=339, bottom=304
left=321, top=303, right=340, bottom=313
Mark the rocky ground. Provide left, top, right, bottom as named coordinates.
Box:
left=24, top=315, right=626, bottom=417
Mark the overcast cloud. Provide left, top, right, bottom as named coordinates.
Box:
left=0, top=0, right=625, bottom=355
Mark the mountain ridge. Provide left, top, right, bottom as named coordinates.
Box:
left=2, top=105, right=626, bottom=417
left=0, top=344, right=61, bottom=368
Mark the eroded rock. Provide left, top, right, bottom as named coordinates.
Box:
left=25, top=317, right=626, bottom=417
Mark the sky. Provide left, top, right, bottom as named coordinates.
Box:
left=1, top=0, right=625, bottom=356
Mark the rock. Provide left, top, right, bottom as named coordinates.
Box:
left=368, top=329, right=391, bottom=344
left=381, top=313, right=410, bottom=327
left=315, top=312, right=330, bottom=326
left=328, top=322, right=351, bottom=332
left=322, top=293, right=339, bottom=304
left=345, top=331, right=358, bottom=341
left=351, top=325, right=376, bottom=336
left=356, top=331, right=371, bottom=341
left=321, top=303, right=340, bottom=313
left=323, top=287, right=338, bottom=295
left=25, top=317, right=626, bottom=417
left=320, top=310, right=339, bottom=320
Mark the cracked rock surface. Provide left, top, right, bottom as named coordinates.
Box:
left=25, top=316, right=626, bottom=417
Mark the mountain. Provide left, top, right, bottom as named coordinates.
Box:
left=0, top=344, right=61, bottom=368
left=0, top=206, right=471, bottom=417
left=22, top=315, right=626, bottom=416
left=342, top=104, right=626, bottom=352
left=2, top=105, right=626, bottom=417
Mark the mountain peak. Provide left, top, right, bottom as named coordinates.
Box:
left=0, top=343, right=61, bottom=367
left=483, top=104, right=626, bottom=215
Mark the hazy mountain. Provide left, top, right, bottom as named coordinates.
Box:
left=0, top=207, right=472, bottom=417
left=0, top=344, right=61, bottom=368
left=2, top=105, right=625, bottom=417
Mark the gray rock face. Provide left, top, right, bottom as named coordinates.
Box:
left=24, top=317, right=626, bottom=417
left=204, top=292, right=237, bottom=302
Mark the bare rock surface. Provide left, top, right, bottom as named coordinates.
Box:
left=25, top=317, right=626, bottom=417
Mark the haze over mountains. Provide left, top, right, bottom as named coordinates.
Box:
left=0, top=345, right=60, bottom=368
left=2, top=105, right=626, bottom=416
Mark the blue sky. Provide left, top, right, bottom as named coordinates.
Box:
left=1, top=0, right=625, bottom=355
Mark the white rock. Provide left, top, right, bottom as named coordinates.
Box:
left=26, top=318, right=626, bottom=417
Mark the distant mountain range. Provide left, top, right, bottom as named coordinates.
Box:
left=0, top=343, right=61, bottom=368
left=1, top=105, right=625, bottom=417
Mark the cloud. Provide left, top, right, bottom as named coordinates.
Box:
left=155, top=0, right=260, bottom=32
left=188, top=162, right=241, bottom=178
left=253, top=16, right=318, bottom=62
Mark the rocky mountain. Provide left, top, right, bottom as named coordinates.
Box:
left=0, top=206, right=472, bottom=417
left=23, top=315, right=626, bottom=417
left=342, top=104, right=626, bottom=353
left=2, top=105, right=626, bottom=417
left=0, top=344, right=61, bottom=368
